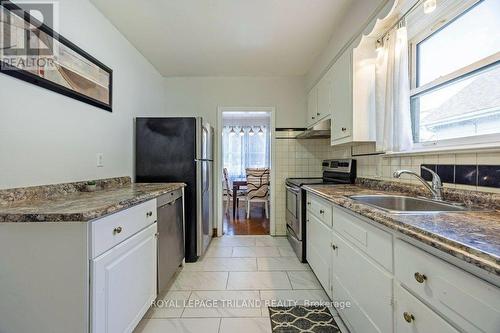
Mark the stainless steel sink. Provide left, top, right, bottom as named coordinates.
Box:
left=348, top=195, right=470, bottom=214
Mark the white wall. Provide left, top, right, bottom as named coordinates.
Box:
left=163, top=76, right=306, bottom=128
left=0, top=0, right=166, bottom=189
left=305, top=0, right=389, bottom=90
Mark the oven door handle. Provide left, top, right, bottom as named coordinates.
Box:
left=285, top=185, right=300, bottom=194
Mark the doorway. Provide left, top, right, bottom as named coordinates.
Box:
left=216, top=107, right=276, bottom=236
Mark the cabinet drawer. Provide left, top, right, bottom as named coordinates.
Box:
left=395, top=283, right=459, bottom=333
left=395, top=240, right=500, bottom=333
left=91, top=199, right=157, bottom=258
left=306, top=193, right=332, bottom=228
left=333, top=207, right=392, bottom=272
left=331, top=232, right=393, bottom=333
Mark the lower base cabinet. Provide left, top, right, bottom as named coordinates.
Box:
left=395, top=284, right=459, bottom=333
left=92, top=223, right=157, bottom=333
left=306, top=213, right=332, bottom=297
left=304, top=192, right=500, bottom=333
left=331, top=232, right=393, bottom=333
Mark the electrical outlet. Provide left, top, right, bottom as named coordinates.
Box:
left=96, top=153, right=104, bottom=167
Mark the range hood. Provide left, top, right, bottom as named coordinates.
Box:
left=296, top=118, right=331, bottom=139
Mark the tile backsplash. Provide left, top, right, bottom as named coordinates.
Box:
left=273, top=132, right=500, bottom=235
left=354, top=148, right=500, bottom=194
left=274, top=130, right=349, bottom=235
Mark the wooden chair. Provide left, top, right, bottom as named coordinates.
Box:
left=245, top=168, right=270, bottom=219
left=222, top=168, right=246, bottom=215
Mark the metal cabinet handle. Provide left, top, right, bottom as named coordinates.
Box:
left=403, top=312, right=415, bottom=323
left=113, top=226, right=123, bottom=234
left=307, top=202, right=311, bottom=205
left=341, top=127, right=347, bottom=132
left=317, top=112, right=320, bottom=116
left=331, top=243, right=338, bottom=250
left=146, top=211, right=153, bottom=217
left=319, top=209, right=324, bottom=214
left=414, top=272, right=427, bottom=283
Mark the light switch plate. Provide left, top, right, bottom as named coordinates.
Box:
left=96, top=153, right=104, bottom=167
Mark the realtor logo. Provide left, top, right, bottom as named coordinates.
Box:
left=1, top=1, right=58, bottom=70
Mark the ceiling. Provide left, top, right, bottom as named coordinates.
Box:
left=91, top=0, right=351, bottom=77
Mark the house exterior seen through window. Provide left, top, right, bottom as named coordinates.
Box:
left=409, top=0, right=500, bottom=145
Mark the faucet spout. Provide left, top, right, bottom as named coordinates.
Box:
left=393, top=167, right=443, bottom=201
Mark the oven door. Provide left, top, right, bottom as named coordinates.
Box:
left=285, top=185, right=302, bottom=240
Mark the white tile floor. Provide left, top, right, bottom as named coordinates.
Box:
left=134, top=235, right=348, bottom=333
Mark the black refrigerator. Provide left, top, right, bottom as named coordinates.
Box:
left=135, top=117, right=213, bottom=262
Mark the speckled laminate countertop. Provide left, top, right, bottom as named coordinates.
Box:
left=0, top=183, right=185, bottom=222
left=303, top=184, right=500, bottom=276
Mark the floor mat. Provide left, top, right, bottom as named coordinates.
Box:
left=268, top=305, right=341, bottom=332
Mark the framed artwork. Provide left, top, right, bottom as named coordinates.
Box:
left=0, top=0, right=112, bottom=111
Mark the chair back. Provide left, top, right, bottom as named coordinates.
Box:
left=245, top=168, right=270, bottom=200
left=222, top=168, right=232, bottom=197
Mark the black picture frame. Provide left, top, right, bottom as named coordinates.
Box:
left=0, top=0, right=113, bottom=112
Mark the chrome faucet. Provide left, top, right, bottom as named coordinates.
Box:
left=393, top=166, right=443, bottom=201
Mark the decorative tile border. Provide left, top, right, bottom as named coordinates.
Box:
left=421, top=164, right=500, bottom=188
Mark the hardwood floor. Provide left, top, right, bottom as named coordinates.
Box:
left=222, top=202, right=270, bottom=235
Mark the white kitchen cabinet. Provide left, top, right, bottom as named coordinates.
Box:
left=395, top=283, right=459, bottom=333
left=302, top=189, right=500, bottom=333
left=316, top=72, right=332, bottom=122
left=307, top=193, right=332, bottom=228
left=395, top=239, right=500, bottom=333
left=330, top=49, right=353, bottom=143
left=306, top=17, right=378, bottom=146
left=92, top=223, right=157, bottom=333
left=0, top=197, right=166, bottom=333
left=91, top=199, right=157, bottom=257
left=333, top=207, right=393, bottom=272
left=306, top=212, right=332, bottom=298
left=307, top=85, right=318, bottom=126
left=331, top=231, right=393, bottom=333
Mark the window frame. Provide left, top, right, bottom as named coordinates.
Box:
left=408, top=0, right=500, bottom=149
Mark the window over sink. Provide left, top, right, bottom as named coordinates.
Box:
left=408, top=0, right=500, bottom=147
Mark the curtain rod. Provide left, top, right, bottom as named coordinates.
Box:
left=377, top=0, right=425, bottom=42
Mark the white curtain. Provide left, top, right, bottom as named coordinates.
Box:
left=375, top=25, right=413, bottom=152
left=222, top=127, right=270, bottom=180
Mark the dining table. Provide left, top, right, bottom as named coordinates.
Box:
left=232, top=177, right=247, bottom=219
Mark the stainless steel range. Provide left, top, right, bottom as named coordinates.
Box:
left=285, top=159, right=356, bottom=262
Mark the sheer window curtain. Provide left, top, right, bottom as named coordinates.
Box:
left=375, top=23, right=414, bottom=152
left=222, top=127, right=270, bottom=180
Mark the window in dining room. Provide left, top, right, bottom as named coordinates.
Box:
left=221, top=111, right=271, bottom=235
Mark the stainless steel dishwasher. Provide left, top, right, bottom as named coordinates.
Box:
left=157, top=188, right=184, bottom=294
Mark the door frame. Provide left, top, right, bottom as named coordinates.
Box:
left=216, top=106, right=276, bottom=237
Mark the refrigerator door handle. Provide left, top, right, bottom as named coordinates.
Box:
left=206, top=162, right=210, bottom=193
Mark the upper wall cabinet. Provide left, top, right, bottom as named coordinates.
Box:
left=330, top=49, right=353, bottom=144
left=327, top=44, right=376, bottom=146
left=307, top=71, right=332, bottom=127
left=307, top=39, right=376, bottom=145
left=317, top=72, right=332, bottom=123
left=307, top=85, right=318, bottom=126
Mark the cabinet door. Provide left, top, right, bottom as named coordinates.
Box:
left=395, top=240, right=500, bottom=333
left=317, top=73, right=331, bottom=121
left=331, top=49, right=353, bottom=143
left=331, top=232, right=393, bottom=333
left=306, top=213, right=332, bottom=297
left=395, top=284, right=459, bottom=333
left=307, top=86, right=318, bottom=126
left=92, top=223, right=157, bottom=333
